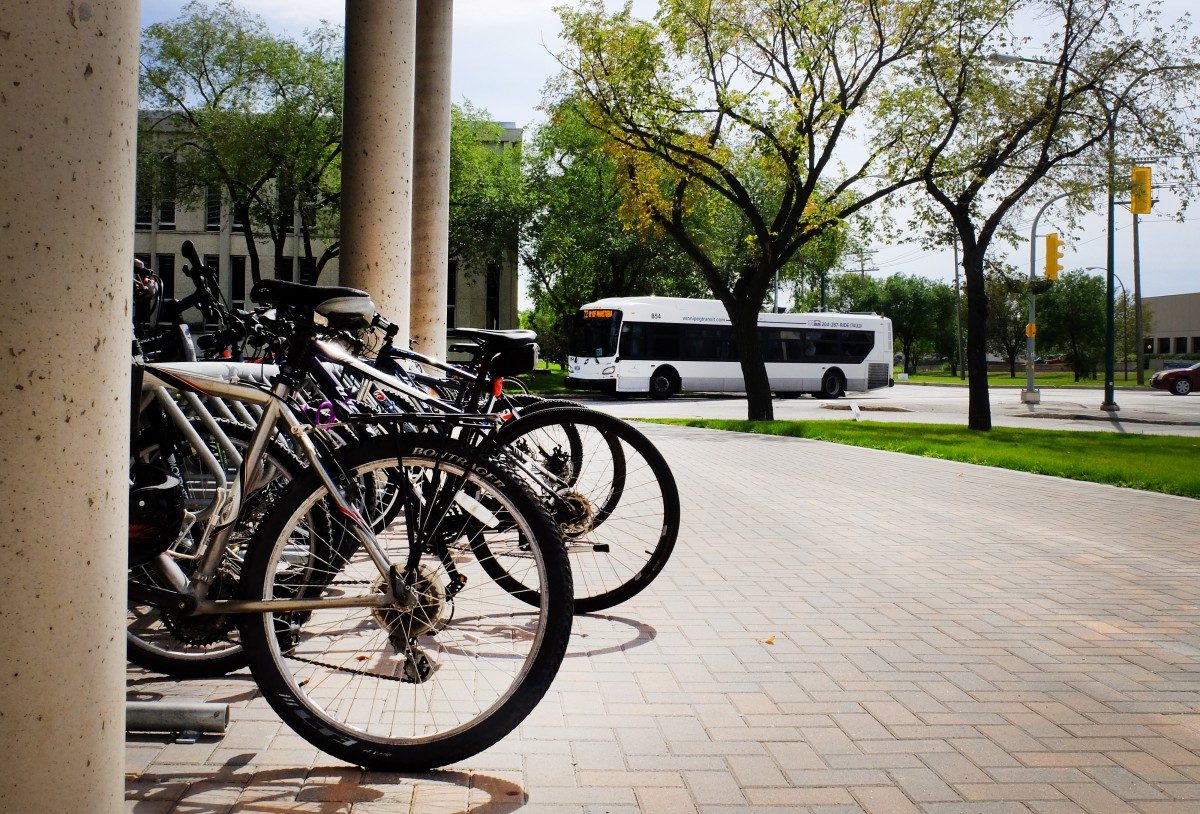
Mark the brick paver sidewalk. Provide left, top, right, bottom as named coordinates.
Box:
left=128, top=424, right=1200, bottom=813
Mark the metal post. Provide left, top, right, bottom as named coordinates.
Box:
left=1023, top=192, right=1070, bottom=404
left=1132, top=211, right=1145, bottom=384
left=1102, top=123, right=1119, bottom=411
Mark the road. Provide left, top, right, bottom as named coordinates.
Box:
left=562, top=383, right=1200, bottom=435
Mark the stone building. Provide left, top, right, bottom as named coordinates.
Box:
left=134, top=115, right=521, bottom=331
left=1143, top=292, right=1200, bottom=358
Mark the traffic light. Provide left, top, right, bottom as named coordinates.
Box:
left=1131, top=166, right=1152, bottom=215
left=1044, top=232, right=1063, bottom=281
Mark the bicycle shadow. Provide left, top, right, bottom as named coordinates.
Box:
left=566, top=612, right=657, bottom=658
left=126, top=757, right=527, bottom=814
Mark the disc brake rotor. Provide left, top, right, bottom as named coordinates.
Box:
left=370, top=563, right=448, bottom=641
left=556, top=490, right=595, bottom=537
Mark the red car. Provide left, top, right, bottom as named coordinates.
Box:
left=1151, top=362, right=1200, bottom=396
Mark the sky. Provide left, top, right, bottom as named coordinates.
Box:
left=140, top=0, right=1200, bottom=300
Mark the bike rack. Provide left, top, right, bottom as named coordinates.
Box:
left=125, top=701, right=229, bottom=744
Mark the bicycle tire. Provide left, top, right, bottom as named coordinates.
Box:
left=237, top=433, right=573, bottom=771
left=127, top=417, right=302, bottom=678
left=481, top=407, right=680, bottom=614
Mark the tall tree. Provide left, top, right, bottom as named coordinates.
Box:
left=140, top=1, right=343, bottom=284
left=879, top=0, right=1200, bottom=428
left=1038, top=269, right=1106, bottom=380
left=878, top=275, right=943, bottom=375
left=449, top=104, right=531, bottom=271
left=523, top=97, right=707, bottom=358
left=985, top=264, right=1028, bottom=378
left=555, top=0, right=944, bottom=419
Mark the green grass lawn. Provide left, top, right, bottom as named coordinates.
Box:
left=645, top=418, right=1200, bottom=499
left=902, top=370, right=1147, bottom=388
left=512, top=366, right=575, bottom=395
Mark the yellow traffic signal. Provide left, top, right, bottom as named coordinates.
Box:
left=1044, top=232, right=1064, bottom=280
left=1131, top=166, right=1152, bottom=215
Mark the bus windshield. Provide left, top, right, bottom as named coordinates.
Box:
left=570, top=309, right=622, bottom=358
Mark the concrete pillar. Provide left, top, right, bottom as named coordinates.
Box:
left=410, top=0, right=454, bottom=359
left=0, top=2, right=140, bottom=812
left=341, top=0, right=417, bottom=332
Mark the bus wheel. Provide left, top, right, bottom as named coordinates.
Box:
left=648, top=367, right=678, bottom=399
left=814, top=371, right=845, bottom=399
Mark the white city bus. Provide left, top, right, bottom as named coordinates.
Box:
left=565, top=296, right=894, bottom=399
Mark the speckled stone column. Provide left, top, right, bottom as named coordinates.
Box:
left=0, top=2, right=139, bottom=812
left=340, top=0, right=417, bottom=334
left=409, top=0, right=453, bottom=359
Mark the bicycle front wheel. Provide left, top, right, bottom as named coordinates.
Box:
left=237, top=434, right=573, bottom=771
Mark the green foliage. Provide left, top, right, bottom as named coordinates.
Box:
left=522, top=96, right=708, bottom=357
left=877, top=275, right=945, bottom=374
left=874, top=0, right=1200, bottom=429
left=985, top=264, right=1028, bottom=377
left=646, top=420, right=1200, bottom=499
left=1037, top=269, right=1106, bottom=381
left=449, top=104, right=530, bottom=269
left=554, top=0, right=942, bottom=418
left=140, top=1, right=343, bottom=282
left=795, top=273, right=883, bottom=314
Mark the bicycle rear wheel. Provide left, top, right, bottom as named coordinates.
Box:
left=127, top=418, right=300, bottom=678
left=237, top=434, right=573, bottom=771
left=484, top=407, right=680, bottom=614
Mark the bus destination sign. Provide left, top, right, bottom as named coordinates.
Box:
left=583, top=309, right=614, bottom=319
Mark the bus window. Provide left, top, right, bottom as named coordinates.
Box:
left=620, top=322, right=645, bottom=359
left=570, top=310, right=622, bottom=358
left=646, top=323, right=681, bottom=359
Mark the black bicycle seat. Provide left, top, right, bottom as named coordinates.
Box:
left=252, top=279, right=374, bottom=322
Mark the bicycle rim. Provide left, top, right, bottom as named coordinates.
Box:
left=238, top=438, right=572, bottom=768
left=492, top=407, right=680, bottom=613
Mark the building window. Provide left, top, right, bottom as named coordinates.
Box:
left=157, top=156, right=176, bottom=230
left=134, top=174, right=153, bottom=230
left=276, top=257, right=294, bottom=282
left=206, top=186, right=222, bottom=231
left=298, top=257, right=316, bottom=286
left=230, top=256, right=246, bottom=309
left=485, top=262, right=501, bottom=330
left=1158, top=337, right=1171, bottom=354
left=156, top=253, right=175, bottom=301
left=1174, top=337, right=1188, bottom=354
left=134, top=252, right=152, bottom=270
left=1193, top=337, right=1200, bottom=354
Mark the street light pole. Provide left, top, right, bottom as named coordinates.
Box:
left=1089, top=266, right=1128, bottom=380
left=1024, top=191, right=1072, bottom=404
left=1101, top=120, right=1120, bottom=411
left=1132, top=210, right=1145, bottom=384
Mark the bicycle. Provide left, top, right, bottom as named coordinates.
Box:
left=129, top=278, right=573, bottom=769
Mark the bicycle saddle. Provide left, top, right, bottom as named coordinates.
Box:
left=252, top=279, right=376, bottom=323
left=447, top=327, right=537, bottom=351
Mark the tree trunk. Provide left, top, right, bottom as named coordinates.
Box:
left=962, top=248, right=992, bottom=430
left=237, top=206, right=261, bottom=285
left=729, top=307, right=773, bottom=421
left=1008, top=353, right=1017, bottom=378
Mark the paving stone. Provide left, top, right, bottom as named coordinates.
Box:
left=124, top=424, right=1200, bottom=813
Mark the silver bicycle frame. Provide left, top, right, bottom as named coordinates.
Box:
left=140, top=362, right=401, bottom=614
